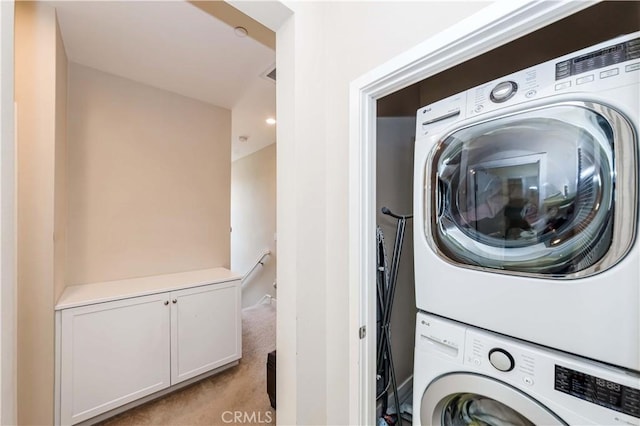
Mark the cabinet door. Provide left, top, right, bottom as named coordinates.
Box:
left=171, top=280, right=241, bottom=384
left=60, top=293, right=171, bottom=425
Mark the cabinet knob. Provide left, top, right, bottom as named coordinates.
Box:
left=172, top=299, right=177, bottom=304
left=164, top=300, right=169, bottom=306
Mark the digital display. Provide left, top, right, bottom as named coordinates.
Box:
left=555, top=365, right=640, bottom=418
left=574, top=45, right=623, bottom=63
left=555, top=38, right=640, bottom=80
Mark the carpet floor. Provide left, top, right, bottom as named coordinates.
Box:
left=99, top=303, right=276, bottom=426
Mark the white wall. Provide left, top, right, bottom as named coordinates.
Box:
left=66, top=64, right=232, bottom=285
left=231, top=144, right=277, bottom=307
left=275, top=2, right=490, bottom=424
left=0, top=1, right=16, bottom=424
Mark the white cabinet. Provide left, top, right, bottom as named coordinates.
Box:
left=55, top=269, right=241, bottom=425
left=171, top=282, right=241, bottom=384
left=60, top=293, right=172, bottom=425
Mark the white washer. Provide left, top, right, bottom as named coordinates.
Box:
left=413, top=32, right=640, bottom=371
left=413, top=312, right=640, bottom=426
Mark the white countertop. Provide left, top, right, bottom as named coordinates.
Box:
left=56, top=268, right=241, bottom=310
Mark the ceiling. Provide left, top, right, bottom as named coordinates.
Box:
left=49, top=0, right=276, bottom=161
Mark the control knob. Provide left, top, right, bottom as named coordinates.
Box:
left=488, top=348, right=515, bottom=372
left=490, top=81, right=518, bottom=103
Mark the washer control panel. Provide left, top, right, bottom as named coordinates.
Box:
left=460, top=323, right=640, bottom=425
left=415, top=312, right=640, bottom=425
left=415, top=313, right=465, bottom=362
left=488, top=348, right=515, bottom=372
left=555, top=365, right=640, bottom=419
left=464, top=330, right=539, bottom=388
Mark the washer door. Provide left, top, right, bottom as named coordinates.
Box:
left=422, top=373, right=567, bottom=425
left=427, top=102, right=637, bottom=278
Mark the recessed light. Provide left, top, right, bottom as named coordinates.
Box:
left=266, top=118, right=276, bottom=125
left=234, top=26, right=248, bottom=38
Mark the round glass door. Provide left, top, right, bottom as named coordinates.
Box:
left=421, top=373, right=567, bottom=425
left=426, top=102, right=637, bottom=278
left=441, top=394, right=533, bottom=426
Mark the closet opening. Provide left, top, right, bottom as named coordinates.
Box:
left=371, top=2, right=639, bottom=424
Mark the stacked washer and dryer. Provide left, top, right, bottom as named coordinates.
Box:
left=412, top=32, right=640, bottom=425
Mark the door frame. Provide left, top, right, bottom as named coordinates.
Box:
left=347, top=1, right=595, bottom=424
left=0, top=1, right=16, bottom=424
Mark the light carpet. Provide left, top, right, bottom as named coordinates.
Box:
left=99, top=303, right=276, bottom=426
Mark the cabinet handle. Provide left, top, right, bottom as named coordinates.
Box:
left=172, top=299, right=177, bottom=304
left=164, top=300, right=169, bottom=306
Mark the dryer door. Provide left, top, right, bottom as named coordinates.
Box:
left=427, top=102, right=637, bottom=278
left=421, top=373, right=567, bottom=425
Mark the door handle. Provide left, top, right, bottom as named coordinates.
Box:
left=172, top=299, right=177, bottom=304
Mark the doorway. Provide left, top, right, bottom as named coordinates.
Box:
left=350, top=2, right=634, bottom=424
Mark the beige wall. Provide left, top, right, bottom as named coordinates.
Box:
left=54, top=16, right=67, bottom=302
left=15, top=9, right=232, bottom=422
left=231, top=144, right=276, bottom=308
left=275, top=2, right=490, bottom=424
left=15, top=2, right=66, bottom=424
left=66, top=64, right=231, bottom=285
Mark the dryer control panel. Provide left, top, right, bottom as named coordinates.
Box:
left=555, top=37, right=640, bottom=79
left=416, top=32, right=640, bottom=139
left=416, top=92, right=467, bottom=138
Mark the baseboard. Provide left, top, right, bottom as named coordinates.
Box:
left=376, top=375, right=413, bottom=417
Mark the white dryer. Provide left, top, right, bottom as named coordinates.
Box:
left=413, top=312, right=640, bottom=426
left=413, top=32, right=640, bottom=371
